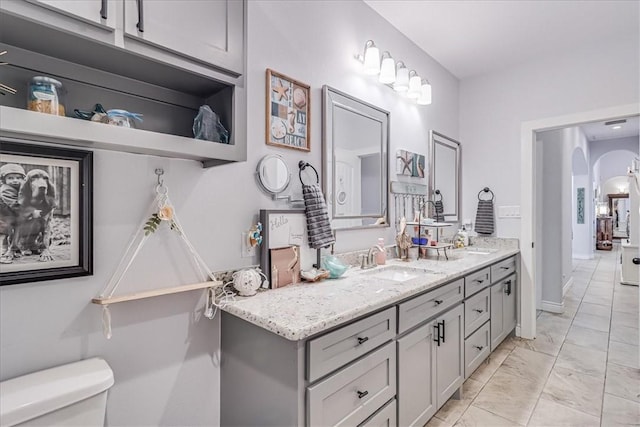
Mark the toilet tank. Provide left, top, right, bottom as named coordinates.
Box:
left=0, top=358, right=114, bottom=427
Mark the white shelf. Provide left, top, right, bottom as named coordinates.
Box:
left=0, top=106, right=242, bottom=167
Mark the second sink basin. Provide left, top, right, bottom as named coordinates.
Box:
left=361, top=265, right=435, bottom=282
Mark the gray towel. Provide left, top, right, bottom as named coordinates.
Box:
left=434, top=200, right=445, bottom=222
left=302, top=184, right=336, bottom=249
left=475, top=199, right=495, bottom=234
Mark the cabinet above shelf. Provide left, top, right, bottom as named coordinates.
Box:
left=0, top=106, right=240, bottom=167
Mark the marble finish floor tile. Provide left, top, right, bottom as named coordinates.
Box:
left=564, top=324, right=609, bottom=351
left=497, top=346, right=555, bottom=388
left=528, top=396, right=600, bottom=427
left=472, top=370, right=540, bottom=425
left=611, top=311, right=639, bottom=330
left=455, top=405, right=521, bottom=427
left=433, top=378, right=484, bottom=424
left=555, top=342, right=607, bottom=376
left=601, top=393, right=640, bottom=426
left=612, top=300, right=639, bottom=315
left=513, top=330, right=565, bottom=356
left=540, top=366, right=604, bottom=417
left=469, top=348, right=512, bottom=384
left=605, top=362, right=640, bottom=403
left=577, top=301, right=611, bottom=318
left=608, top=340, right=640, bottom=369
left=426, top=415, right=453, bottom=427
left=572, top=311, right=610, bottom=332
left=610, top=324, right=640, bottom=346
left=495, top=335, right=518, bottom=352
left=581, top=293, right=613, bottom=307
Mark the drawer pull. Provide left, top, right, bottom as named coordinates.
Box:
left=474, top=279, right=485, bottom=284
left=357, top=390, right=369, bottom=399
left=356, top=336, right=369, bottom=345
left=473, top=308, right=484, bottom=314
left=434, top=299, right=443, bottom=305
left=474, top=345, right=484, bottom=351
left=500, top=266, right=510, bottom=270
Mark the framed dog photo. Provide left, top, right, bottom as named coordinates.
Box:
left=266, top=69, right=310, bottom=152
left=0, top=141, right=93, bottom=286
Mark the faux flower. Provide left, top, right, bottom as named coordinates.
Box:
left=158, top=205, right=174, bottom=221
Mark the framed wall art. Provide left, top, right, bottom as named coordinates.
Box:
left=266, top=69, right=310, bottom=152
left=396, top=149, right=426, bottom=178
left=0, top=141, right=93, bottom=285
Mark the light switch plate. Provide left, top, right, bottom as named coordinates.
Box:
left=498, top=205, right=521, bottom=218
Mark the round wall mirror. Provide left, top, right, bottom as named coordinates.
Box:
left=256, top=154, right=291, bottom=196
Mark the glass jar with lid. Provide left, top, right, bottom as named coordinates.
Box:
left=27, top=76, right=65, bottom=116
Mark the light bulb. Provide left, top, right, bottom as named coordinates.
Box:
left=393, top=61, right=409, bottom=92
left=417, top=79, right=432, bottom=105
left=363, top=40, right=380, bottom=75
left=379, top=52, right=395, bottom=84
left=407, top=71, right=421, bottom=99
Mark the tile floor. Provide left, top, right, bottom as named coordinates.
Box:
left=427, top=244, right=640, bottom=427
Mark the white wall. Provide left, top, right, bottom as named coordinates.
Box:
left=0, top=2, right=459, bottom=426
left=460, top=36, right=640, bottom=238
left=590, top=136, right=639, bottom=169
left=595, top=149, right=638, bottom=198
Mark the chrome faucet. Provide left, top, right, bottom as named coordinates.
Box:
left=360, top=246, right=381, bottom=269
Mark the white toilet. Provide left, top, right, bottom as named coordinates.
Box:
left=0, top=358, right=114, bottom=426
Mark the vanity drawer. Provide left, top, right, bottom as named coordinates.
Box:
left=308, top=307, right=396, bottom=383
left=464, top=288, right=490, bottom=337
left=464, top=267, right=490, bottom=297
left=398, top=279, right=463, bottom=334
left=307, top=342, right=396, bottom=427
left=491, top=256, right=517, bottom=283
left=358, top=398, right=396, bottom=427
left=464, top=321, right=490, bottom=378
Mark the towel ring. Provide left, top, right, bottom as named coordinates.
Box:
left=433, top=189, right=443, bottom=202
left=478, top=187, right=495, bottom=201
left=298, top=161, right=319, bottom=185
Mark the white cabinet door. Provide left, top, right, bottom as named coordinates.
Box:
left=31, top=0, right=113, bottom=25
left=490, top=274, right=517, bottom=350
left=490, top=282, right=504, bottom=351
left=397, top=323, right=436, bottom=427
left=123, top=0, right=244, bottom=74
left=503, top=276, right=517, bottom=334
left=435, top=304, right=464, bottom=408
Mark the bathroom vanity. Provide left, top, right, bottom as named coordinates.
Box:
left=220, top=244, right=519, bottom=427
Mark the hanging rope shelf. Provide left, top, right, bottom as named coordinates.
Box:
left=92, top=169, right=230, bottom=339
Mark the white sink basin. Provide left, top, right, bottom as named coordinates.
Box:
left=361, top=265, right=435, bottom=282
left=465, top=247, right=497, bottom=255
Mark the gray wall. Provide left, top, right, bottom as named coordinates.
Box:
left=0, top=2, right=459, bottom=426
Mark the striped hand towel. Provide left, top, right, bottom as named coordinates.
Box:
left=302, top=184, right=336, bottom=249
left=475, top=199, right=495, bottom=235
left=434, top=200, right=445, bottom=222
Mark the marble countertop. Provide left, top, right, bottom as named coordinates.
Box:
left=221, top=244, right=519, bottom=341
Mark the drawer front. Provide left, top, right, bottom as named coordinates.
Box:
left=464, top=288, right=490, bottom=338
left=308, top=307, right=396, bottom=382
left=464, top=267, right=490, bottom=298
left=398, top=279, right=463, bottom=334
left=464, top=321, right=491, bottom=378
left=358, top=398, right=397, bottom=427
left=491, top=256, right=517, bottom=283
left=307, top=342, right=397, bottom=427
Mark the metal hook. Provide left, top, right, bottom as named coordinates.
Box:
left=155, top=168, right=164, bottom=186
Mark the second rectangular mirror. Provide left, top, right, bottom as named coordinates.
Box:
left=430, top=131, right=461, bottom=222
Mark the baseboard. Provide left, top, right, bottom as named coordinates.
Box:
left=541, top=300, right=565, bottom=313
left=572, top=254, right=594, bottom=260
left=562, top=277, right=574, bottom=297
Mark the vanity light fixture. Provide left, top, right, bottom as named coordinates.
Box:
left=407, top=70, right=421, bottom=99
left=362, top=40, right=380, bottom=75
left=379, top=52, right=396, bottom=84
left=393, top=61, right=409, bottom=92
left=356, top=40, right=432, bottom=105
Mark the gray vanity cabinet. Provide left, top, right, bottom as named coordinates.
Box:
left=490, top=273, right=517, bottom=351
left=397, top=303, right=464, bottom=427
left=123, top=0, right=244, bottom=75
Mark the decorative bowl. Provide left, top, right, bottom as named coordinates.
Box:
left=321, top=255, right=349, bottom=279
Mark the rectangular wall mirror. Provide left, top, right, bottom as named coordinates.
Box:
left=322, top=86, right=389, bottom=230
left=430, top=131, right=461, bottom=222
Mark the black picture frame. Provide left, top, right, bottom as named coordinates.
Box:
left=0, top=140, right=93, bottom=286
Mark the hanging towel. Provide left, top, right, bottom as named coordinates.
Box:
left=475, top=199, right=495, bottom=234
left=434, top=200, right=445, bottom=222
left=302, top=184, right=336, bottom=249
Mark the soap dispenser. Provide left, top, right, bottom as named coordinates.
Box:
left=375, top=238, right=386, bottom=265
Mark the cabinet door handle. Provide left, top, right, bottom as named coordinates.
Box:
left=504, top=280, right=512, bottom=296
left=100, top=0, right=107, bottom=19
left=474, top=345, right=484, bottom=351
left=434, top=299, right=443, bottom=305
left=433, top=324, right=441, bottom=346
left=357, top=390, right=369, bottom=399
left=356, top=336, right=369, bottom=345
left=439, top=320, right=445, bottom=343
left=473, top=308, right=484, bottom=314
left=136, top=0, right=144, bottom=32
